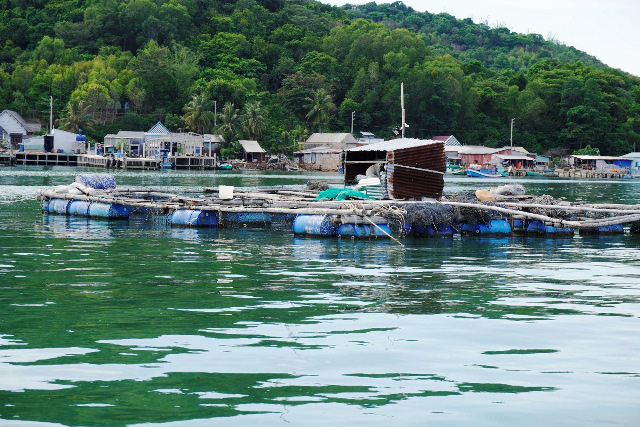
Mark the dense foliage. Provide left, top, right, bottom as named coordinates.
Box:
left=1, top=0, right=639, bottom=155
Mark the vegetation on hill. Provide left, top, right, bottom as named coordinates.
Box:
left=1, top=0, right=639, bottom=155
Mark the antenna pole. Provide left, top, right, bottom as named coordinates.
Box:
left=350, top=111, right=355, bottom=134
left=401, top=82, right=406, bottom=138
left=49, top=96, right=53, bottom=133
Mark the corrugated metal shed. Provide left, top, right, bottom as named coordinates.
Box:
left=344, top=138, right=445, bottom=200
left=238, top=140, right=266, bottom=153
left=348, top=138, right=437, bottom=152
left=493, top=154, right=532, bottom=161
left=458, top=146, right=499, bottom=155
left=116, top=131, right=146, bottom=139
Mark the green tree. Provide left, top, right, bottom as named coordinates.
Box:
left=182, top=93, right=216, bottom=134
left=242, top=101, right=265, bottom=140
left=217, top=102, right=240, bottom=145
left=305, top=89, right=336, bottom=132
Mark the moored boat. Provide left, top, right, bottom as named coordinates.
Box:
left=467, top=168, right=502, bottom=178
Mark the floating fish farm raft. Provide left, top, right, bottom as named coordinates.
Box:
left=35, top=139, right=640, bottom=241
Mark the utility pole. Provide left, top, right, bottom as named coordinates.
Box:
left=214, top=100, right=217, bottom=128
left=510, top=118, right=515, bottom=148
left=350, top=111, right=355, bottom=134
left=49, top=96, right=53, bottom=133
left=401, top=82, right=406, bottom=138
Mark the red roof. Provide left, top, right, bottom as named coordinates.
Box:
left=432, top=135, right=451, bottom=141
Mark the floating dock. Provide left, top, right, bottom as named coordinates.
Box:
left=36, top=175, right=640, bottom=242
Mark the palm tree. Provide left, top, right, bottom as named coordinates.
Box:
left=60, top=100, right=90, bottom=132
left=305, top=89, right=336, bottom=132
left=182, top=93, right=215, bottom=134
left=216, top=102, right=240, bottom=146
left=242, top=101, right=265, bottom=140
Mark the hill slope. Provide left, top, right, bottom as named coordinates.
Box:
left=0, top=0, right=638, bottom=155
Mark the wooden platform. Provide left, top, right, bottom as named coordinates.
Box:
left=15, top=152, right=78, bottom=166
left=171, top=156, right=216, bottom=170
left=78, top=155, right=161, bottom=170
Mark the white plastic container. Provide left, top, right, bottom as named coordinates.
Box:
left=219, top=185, right=234, bottom=200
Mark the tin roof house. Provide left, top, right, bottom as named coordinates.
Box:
left=238, top=140, right=266, bottom=162
left=432, top=135, right=462, bottom=147
left=295, top=133, right=357, bottom=171
left=0, top=110, right=41, bottom=148
left=0, top=110, right=41, bottom=136
left=304, top=133, right=358, bottom=150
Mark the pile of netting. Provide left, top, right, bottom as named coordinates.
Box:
left=522, top=194, right=576, bottom=219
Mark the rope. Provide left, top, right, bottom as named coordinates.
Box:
left=364, top=216, right=405, bottom=247
left=391, top=164, right=445, bottom=175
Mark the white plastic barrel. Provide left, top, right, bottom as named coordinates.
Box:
left=219, top=185, right=234, bottom=200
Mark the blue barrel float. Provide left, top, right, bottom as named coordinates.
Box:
left=511, top=218, right=525, bottom=233
left=337, top=223, right=392, bottom=238
left=222, top=212, right=272, bottom=226
left=525, top=220, right=574, bottom=235
left=170, top=209, right=218, bottom=227
left=292, top=215, right=338, bottom=236
left=401, top=223, right=454, bottom=237
left=88, top=203, right=130, bottom=219
left=46, top=198, right=71, bottom=215
left=461, top=219, right=511, bottom=236
left=67, top=200, right=92, bottom=217
left=579, top=224, right=624, bottom=235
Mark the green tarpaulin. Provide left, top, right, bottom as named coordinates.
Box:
left=314, top=188, right=374, bottom=201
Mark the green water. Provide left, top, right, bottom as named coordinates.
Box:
left=1, top=167, right=640, bottom=426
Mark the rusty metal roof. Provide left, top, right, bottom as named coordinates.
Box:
left=347, top=138, right=438, bottom=152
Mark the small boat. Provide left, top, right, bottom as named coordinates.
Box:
left=526, top=171, right=542, bottom=176
left=451, top=168, right=467, bottom=175
left=467, top=168, right=502, bottom=178
left=216, top=163, right=233, bottom=170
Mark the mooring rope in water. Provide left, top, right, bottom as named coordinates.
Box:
left=364, top=215, right=405, bottom=247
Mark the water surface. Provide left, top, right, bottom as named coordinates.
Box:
left=1, top=167, right=639, bottom=426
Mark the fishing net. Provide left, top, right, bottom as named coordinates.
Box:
left=491, top=184, right=525, bottom=197
left=75, top=174, right=116, bottom=190
left=306, top=181, right=329, bottom=192
left=442, top=192, right=502, bottom=224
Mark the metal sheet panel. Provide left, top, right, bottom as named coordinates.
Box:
left=386, top=142, right=445, bottom=199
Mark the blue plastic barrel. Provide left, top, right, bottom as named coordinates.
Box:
left=526, top=220, right=574, bottom=235
left=270, top=213, right=296, bottom=224
left=292, top=215, right=338, bottom=236
left=512, top=219, right=525, bottom=232
left=67, top=201, right=92, bottom=217
left=580, top=224, right=624, bottom=235
left=47, top=198, right=70, bottom=215
left=337, top=223, right=392, bottom=238
left=88, top=203, right=130, bottom=219
left=41, top=199, right=50, bottom=212
left=170, top=210, right=219, bottom=227
left=222, top=212, right=272, bottom=226
left=402, top=223, right=454, bottom=237
left=461, top=219, right=511, bottom=235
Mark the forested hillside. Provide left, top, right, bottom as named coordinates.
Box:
left=1, top=0, right=639, bottom=155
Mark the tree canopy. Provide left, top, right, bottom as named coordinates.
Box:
left=1, top=0, right=639, bottom=155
